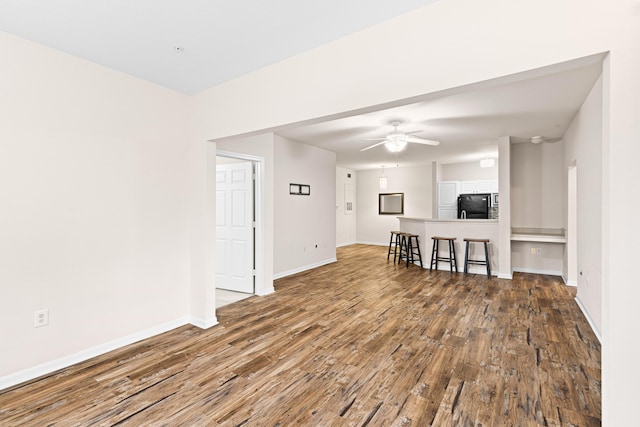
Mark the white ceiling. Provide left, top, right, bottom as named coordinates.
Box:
left=0, top=0, right=437, bottom=95
left=0, top=1, right=603, bottom=171
left=277, top=59, right=603, bottom=170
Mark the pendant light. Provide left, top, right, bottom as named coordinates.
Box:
left=379, top=165, right=388, bottom=190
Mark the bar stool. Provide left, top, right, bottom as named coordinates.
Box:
left=430, top=237, right=457, bottom=273
left=387, top=230, right=403, bottom=263
left=463, top=238, right=491, bottom=279
left=399, top=233, right=423, bottom=268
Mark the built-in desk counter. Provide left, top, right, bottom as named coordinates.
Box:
left=398, top=217, right=499, bottom=275
left=510, top=228, right=566, bottom=277
left=510, top=227, right=567, bottom=243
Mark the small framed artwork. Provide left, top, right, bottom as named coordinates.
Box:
left=290, top=183, right=311, bottom=195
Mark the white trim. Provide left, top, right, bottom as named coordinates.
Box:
left=562, top=274, right=578, bottom=286
left=356, top=241, right=388, bottom=246
left=512, top=267, right=564, bottom=277
left=498, top=273, right=513, bottom=279
left=574, top=296, right=602, bottom=343
left=255, top=286, right=275, bottom=296
left=336, top=241, right=357, bottom=248
left=0, top=317, right=190, bottom=392
left=273, top=258, right=337, bottom=280
left=189, top=316, right=218, bottom=329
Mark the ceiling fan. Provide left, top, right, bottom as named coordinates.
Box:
left=512, top=135, right=562, bottom=144
left=529, top=135, right=561, bottom=144
left=360, top=120, right=440, bottom=153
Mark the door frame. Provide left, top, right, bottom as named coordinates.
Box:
left=567, top=163, right=578, bottom=286
left=216, top=150, right=266, bottom=296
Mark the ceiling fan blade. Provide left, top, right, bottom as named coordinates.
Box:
left=360, top=141, right=387, bottom=151
left=406, top=136, right=440, bottom=146
left=545, top=137, right=562, bottom=143
left=361, top=137, right=387, bottom=141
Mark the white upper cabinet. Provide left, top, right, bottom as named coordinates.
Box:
left=476, top=180, right=493, bottom=193
left=460, top=180, right=498, bottom=194
left=460, top=181, right=477, bottom=194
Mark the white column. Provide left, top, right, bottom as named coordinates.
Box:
left=431, top=160, right=440, bottom=218
left=497, top=136, right=511, bottom=279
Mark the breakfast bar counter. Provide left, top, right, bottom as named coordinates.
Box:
left=398, top=217, right=499, bottom=274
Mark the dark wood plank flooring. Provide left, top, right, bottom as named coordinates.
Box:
left=0, top=244, right=601, bottom=426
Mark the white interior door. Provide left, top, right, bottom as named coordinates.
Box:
left=216, top=161, right=254, bottom=293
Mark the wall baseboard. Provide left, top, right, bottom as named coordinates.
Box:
left=273, top=258, right=337, bottom=280
left=561, top=274, right=578, bottom=286
left=497, top=273, right=513, bottom=279
left=512, top=267, right=564, bottom=277
left=336, top=241, right=357, bottom=248
left=0, top=316, right=191, bottom=392
left=356, top=241, right=388, bottom=247
left=574, top=296, right=602, bottom=343
left=189, top=316, right=218, bottom=329
left=256, top=287, right=275, bottom=296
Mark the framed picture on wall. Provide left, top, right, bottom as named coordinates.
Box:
left=379, top=193, right=404, bottom=215
left=290, top=183, right=310, bottom=195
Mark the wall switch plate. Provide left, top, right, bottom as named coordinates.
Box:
left=34, top=309, right=49, bottom=328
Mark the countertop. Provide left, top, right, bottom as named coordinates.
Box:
left=510, top=227, right=567, bottom=243
left=398, top=217, right=499, bottom=223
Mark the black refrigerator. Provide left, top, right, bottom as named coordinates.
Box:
left=457, top=193, right=491, bottom=219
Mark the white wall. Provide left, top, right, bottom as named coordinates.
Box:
left=0, top=32, right=191, bottom=382
left=511, top=242, right=565, bottom=276
left=356, top=165, right=432, bottom=245
left=563, top=75, right=603, bottom=337
left=440, top=160, right=499, bottom=181
left=336, top=167, right=357, bottom=246
left=273, top=135, right=337, bottom=277
left=510, top=141, right=564, bottom=229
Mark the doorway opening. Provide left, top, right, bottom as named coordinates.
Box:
left=215, top=151, right=265, bottom=308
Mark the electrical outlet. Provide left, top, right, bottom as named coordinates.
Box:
left=34, top=309, right=49, bottom=328
left=530, top=247, right=535, bottom=254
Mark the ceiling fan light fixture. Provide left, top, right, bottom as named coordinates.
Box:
left=385, top=139, right=407, bottom=153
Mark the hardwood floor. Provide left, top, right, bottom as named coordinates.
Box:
left=0, top=244, right=601, bottom=426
